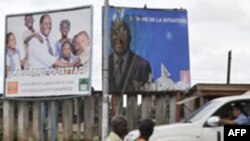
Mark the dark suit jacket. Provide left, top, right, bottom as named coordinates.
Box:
left=109, top=51, right=152, bottom=93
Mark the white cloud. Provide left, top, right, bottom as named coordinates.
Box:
left=190, top=0, right=246, bottom=23
left=187, top=0, right=250, bottom=85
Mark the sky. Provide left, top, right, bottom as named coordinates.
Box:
left=1, top=0, right=250, bottom=93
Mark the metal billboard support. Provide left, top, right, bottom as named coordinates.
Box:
left=102, top=0, right=110, bottom=140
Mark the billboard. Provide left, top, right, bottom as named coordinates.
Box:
left=4, top=6, right=93, bottom=97
left=107, top=7, right=190, bottom=93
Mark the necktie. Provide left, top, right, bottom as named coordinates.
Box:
left=115, top=58, right=124, bottom=90
left=45, top=37, right=54, bottom=56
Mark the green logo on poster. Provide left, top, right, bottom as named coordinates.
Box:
left=79, top=78, right=89, bottom=91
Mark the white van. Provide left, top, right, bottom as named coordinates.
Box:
left=125, top=92, right=250, bottom=141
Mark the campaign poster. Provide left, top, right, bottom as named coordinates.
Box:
left=106, top=7, right=190, bottom=93
left=4, top=6, right=93, bottom=97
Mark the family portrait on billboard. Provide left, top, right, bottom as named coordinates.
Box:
left=107, top=7, right=190, bottom=93
left=5, top=6, right=93, bottom=97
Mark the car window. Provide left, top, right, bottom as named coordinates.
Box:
left=213, top=100, right=250, bottom=117
left=184, top=101, right=221, bottom=123
left=243, top=102, right=250, bottom=116
left=213, top=103, right=232, bottom=118
left=211, top=100, right=250, bottom=125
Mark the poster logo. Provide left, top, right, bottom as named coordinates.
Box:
left=7, top=81, right=18, bottom=94
left=79, top=78, right=89, bottom=91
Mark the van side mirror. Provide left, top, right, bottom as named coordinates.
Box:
left=207, top=116, right=220, bottom=127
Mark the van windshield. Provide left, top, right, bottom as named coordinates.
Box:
left=184, top=101, right=221, bottom=123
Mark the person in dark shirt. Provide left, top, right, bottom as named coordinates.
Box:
left=136, top=119, right=155, bottom=141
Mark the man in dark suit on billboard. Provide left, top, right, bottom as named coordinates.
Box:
left=109, top=19, right=152, bottom=93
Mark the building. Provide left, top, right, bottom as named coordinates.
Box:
left=177, top=83, right=250, bottom=119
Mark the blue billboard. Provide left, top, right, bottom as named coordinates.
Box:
left=106, top=7, right=190, bottom=93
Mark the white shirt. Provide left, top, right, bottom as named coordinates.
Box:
left=28, top=33, right=57, bottom=69
left=22, top=29, right=33, bottom=44
left=79, top=46, right=91, bottom=69
left=22, top=29, right=34, bottom=69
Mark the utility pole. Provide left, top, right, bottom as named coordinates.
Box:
left=102, top=0, right=109, bottom=140
left=227, top=50, right=232, bottom=84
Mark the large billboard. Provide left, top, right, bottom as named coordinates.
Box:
left=107, top=7, right=190, bottom=93
left=4, top=6, right=93, bottom=97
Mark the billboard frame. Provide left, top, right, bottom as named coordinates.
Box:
left=105, top=6, right=190, bottom=94
left=4, top=5, right=94, bottom=98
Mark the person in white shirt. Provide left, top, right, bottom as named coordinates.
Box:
left=22, top=14, right=43, bottom=69
left=6, top=32, right=27, bottom=77
left=75, top=30, right=91, bottom=68
left=28, top=14, right=78, bottom=69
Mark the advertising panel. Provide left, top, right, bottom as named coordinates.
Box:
left=4, top=6, right=93, bottom=97
left=107, top=7, right=190, bottom=93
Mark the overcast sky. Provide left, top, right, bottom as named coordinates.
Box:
left=1, top=0, right=250, bottom=93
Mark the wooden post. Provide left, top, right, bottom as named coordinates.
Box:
left=32, top=101, right=41, bottom=141
left=169, top=95, right=176, bottom=123
left=126, top=95, right=137, bottom=130
left=98, top=94, right=103, bottom=138
left=155, top=95, right=167, bottom=125
left=84, top=96, right=95, bottom=141
left=18, top=101, right=29, bottom=141
left=175, top=92, right=181, bottom=122
left=141, top=95, right=151, bottom=119
left=111, top=94, right=116, bottom=116
left=62, top=99, right=73, bottom=141
left=3, top=101, right=14, bottom=141
left=200, top=96, right=204, bottom=106
left=112, top=94, right=123, bottom=115
left=184, top=97, right=194, bottom=119
left=75, top=98, right=81, bottom=141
